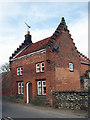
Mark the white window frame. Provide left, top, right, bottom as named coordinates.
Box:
left=37, top=81, right=41, bottom=95
left=69, top=63, right=74, bottom=71
left=41, top=62, right=44, bottom=72
left=42, top=81, right=46, bottom=95
left=18, top=82, right=21, bottom=94
left=21, top=82, right=24, bottom=94
left=20, top=67, right=23, bottom=75
left=36, top=63, right=40, bottom=73
left=17, top=68, right=20, bottom=75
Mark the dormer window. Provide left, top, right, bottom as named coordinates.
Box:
left=69, top=63, right=74, bottom=72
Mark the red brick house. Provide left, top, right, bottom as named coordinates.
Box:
left=9, top=17, right=90, bottom=103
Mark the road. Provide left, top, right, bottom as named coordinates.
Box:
left=2, top=101, right=87, bottom=118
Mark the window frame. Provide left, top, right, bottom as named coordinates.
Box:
left=41, top=62, right=45, bottom=72
left=37, top=81, right=41, bottom=95
left=18, top=82, right=21, bottom=94
left=69, top=63, right=74, bottom=72
left=42, top=81, right=46, bottom=95
left=17, top=68, right=20, bottom=76
left=21, top=82, right=24, bottom=94
left=20, top=67, right=23, bottom=75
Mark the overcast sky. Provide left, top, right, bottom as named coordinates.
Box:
left=0, top=1, right=88, bottom=67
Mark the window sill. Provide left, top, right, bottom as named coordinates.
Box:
left=36, top=71, right=45, bottom=74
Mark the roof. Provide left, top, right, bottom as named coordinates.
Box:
left=15, top=37, right=51, bottom=58
left=10, top=17, right=90, bottom=63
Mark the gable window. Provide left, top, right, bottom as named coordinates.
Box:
left=18, top=82, right=24, bottom=94
left=36, top=62, right=45, bottom=73
left=37, top=81, right=46, bottom=95
left=69, top=63, right=74, bottom=71
left=17, top=67, right=23, bottom=76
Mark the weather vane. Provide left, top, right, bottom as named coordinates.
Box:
left=25, top=22, right=31, bottom=31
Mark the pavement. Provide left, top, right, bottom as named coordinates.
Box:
left=2, top=100, right=88, bottom=119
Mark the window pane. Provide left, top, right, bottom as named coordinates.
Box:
left=41, top=62, right=44, bottom=66
left=69, top=63, right=73, bottom=71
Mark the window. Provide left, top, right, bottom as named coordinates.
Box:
left=36, top=63, right=40, bottom=73
left=18, top=82, right=24, bottom=94
left=36, top=62, right=45, bottom=73
left=17, top=67, right=23, bottom=75
left=42, top=81, right=46, bottom=95
left=37, top=81, right=46, bottom=95
left=69, top=63, right=74, bottom=71
left=17, top=68, right=20, bottom=75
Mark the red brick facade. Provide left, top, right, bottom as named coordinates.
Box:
left=8, top=17, right=89, bottom=103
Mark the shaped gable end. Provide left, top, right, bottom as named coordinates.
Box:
left=46, top=17, right=83, bottom=91
left=9, top=31, right=32, bottom=61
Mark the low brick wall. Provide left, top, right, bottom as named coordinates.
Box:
left=52, top=91, right=88, bottom=110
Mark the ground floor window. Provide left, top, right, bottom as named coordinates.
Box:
left=37, top=81, right=46, bottom=95
left=18, top=82, right=24, bottom=94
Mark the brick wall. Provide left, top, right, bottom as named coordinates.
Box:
left=46, top=31, right=81, bottom=92
left=2, top=72, right=12, bottom=96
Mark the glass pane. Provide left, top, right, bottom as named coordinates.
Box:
left=43, top=87, right=46, bottom=95
left=41, top=62, right=44, bottom=66
left=36, top=63, right=40, bottom=67
left=43, top=82, right=46, bottom=85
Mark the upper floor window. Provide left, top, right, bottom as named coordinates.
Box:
left=69, top=63, right=74, bottom=71
left=17, top=67, right=23, bottom=75
left=36, top=62, right=45, bottom=73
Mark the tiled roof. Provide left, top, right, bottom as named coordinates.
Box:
left=15, top=37, right=51, bottom=58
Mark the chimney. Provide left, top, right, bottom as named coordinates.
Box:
left=24, top=31, right=32, bottom=44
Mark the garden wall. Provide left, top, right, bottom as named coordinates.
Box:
left=52, top=91, right=88, bottom=110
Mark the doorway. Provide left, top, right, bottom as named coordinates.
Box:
left=26, top=82, right=32, bottom=103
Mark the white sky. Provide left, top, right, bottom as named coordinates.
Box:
left=0, top=1, right=89, bottom=67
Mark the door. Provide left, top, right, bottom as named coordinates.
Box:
left=27, top=82, right=32, bottom=103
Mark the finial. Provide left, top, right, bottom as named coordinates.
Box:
left=25, top=22, right=31, bottom=31
left=61, top=17, right=65, bottom=22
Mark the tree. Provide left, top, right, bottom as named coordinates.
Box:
left=0, top=63, right=10, bottom=77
